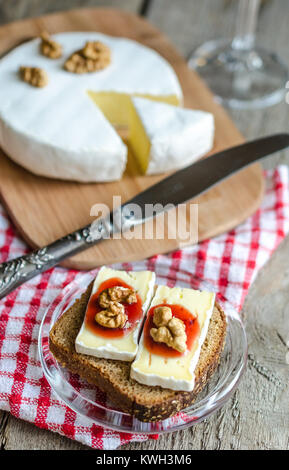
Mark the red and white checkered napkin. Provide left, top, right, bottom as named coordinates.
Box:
left=0, top=167, right=288, bottom=450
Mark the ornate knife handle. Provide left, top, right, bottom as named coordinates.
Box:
left=0, top=218, right=112, bottom=299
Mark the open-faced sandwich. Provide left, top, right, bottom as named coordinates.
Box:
left=49, top=267, right=226, bottom=422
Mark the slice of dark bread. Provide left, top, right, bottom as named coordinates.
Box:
left=49, top=282, right=227, bottom=422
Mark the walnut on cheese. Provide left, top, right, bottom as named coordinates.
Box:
left=95, top=306, right=127, bottom=329
left=19, top=66, right=48, bottom=87
left=95, top=286, right=137, bottom=329
left=107, top=286, right=137, bottom=304
left=150, top=306, right=187, bottom=353
left=64, top=41, right=111, bottom=74
left=40, top=32, right=62, bottom=59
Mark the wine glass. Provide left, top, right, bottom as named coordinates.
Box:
left=188, top=0, right=288, bottom=109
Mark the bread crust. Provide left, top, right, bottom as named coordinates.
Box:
left=49, top=283, right=227, bottom=422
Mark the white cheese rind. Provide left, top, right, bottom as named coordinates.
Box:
left=0, top=100, right=127, bottom=182
left=75, top=267, right=156, bottom=361
left=0, top=32, right=182, bottom=182
left=130, top=285, right=216, bottom=391
left=132, top=97, right=214, bottom=174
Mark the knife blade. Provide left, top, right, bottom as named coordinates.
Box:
left=0, top=133, right=288, bottom=298
left=125, top=133, right=289, bottom=217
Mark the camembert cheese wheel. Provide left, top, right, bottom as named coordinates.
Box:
left=0, top=32, right=182, bottom=182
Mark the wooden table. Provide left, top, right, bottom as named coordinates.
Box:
left=0, top=0, right=288, bottom=451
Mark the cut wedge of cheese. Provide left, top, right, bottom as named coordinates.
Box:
left=87, top=93, right=214, bottom=175
left=131, top=285, right=216, bottom=391
left=0, top=32, right=182, bottom=182
left=87, top=91, right=179, bottom=131
left=75, top=267, right=156, bottom=361
left=130, top=97, right=215, bottom=174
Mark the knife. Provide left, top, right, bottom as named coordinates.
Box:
left=0, top=133, right=288, bottom=299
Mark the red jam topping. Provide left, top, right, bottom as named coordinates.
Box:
left=143, top=303, right=200, bottom=358
left=85, top=277, right=142, bottom=338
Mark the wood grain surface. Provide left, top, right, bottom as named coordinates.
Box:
left=0, top=0, right=289, bottom=451
left=0, top=8, right=263, bottom=269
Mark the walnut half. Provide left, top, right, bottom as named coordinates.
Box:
left=19, top=66, right=48, bottom=88
left=150, top=306, right=187, bottom=353
left=107, top=286, right=137, bottom=304
left=95, top=304, right=127, bottom=329
left=64, top=41, right=111, bottom=74
left=40, top=32, right=62, bottom=59
left=95, top=285, right=137, bottom=329
left=98, top=286, right=137, bottom=309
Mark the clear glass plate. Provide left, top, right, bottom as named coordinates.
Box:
left=38, top=272, right=247, bottom=434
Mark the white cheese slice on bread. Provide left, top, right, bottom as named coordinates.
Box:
left=75, top=267, right=155, bottom=361
left=131, top=285, right=216, bottom=391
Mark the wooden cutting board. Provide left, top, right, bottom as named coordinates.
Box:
left=0, top=7, right=264, bottom=270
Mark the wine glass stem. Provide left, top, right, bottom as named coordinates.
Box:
left=232, top=0, right=261, bottom=51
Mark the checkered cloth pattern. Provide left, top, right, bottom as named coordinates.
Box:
left=0, top=166, right=288, bottom=450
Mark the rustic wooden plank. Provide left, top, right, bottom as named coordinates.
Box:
left=0, top=411, right=9, bottom=449
left=1, top=0, right=289, bottom=450
left=0, top=0, right=143, bottom=25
